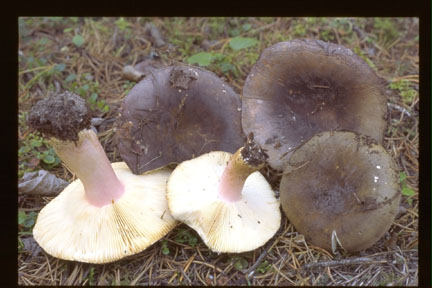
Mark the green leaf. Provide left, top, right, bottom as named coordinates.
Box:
left=30, top=139, right=43, bottom=148
left=19, top=146, right=31, bottom=155
left=399, top=172, right=407, bottom=183
left=18, top=211, right=26, bottom=225
left=407, top=198, right=413, bottom=206
left=233, top=257, right=248, bottom=270
left=103, top=105, right=110, bottom=113
left=19, top=211, right=37, bottom=228
left=54, top=63, right=66, bottom=72
left=97, top=100, right=105, bottom=109
left=242, top=23, right=252, bottom=31
left=89, top=93, right=98, bottom=103
left=162, top=246, right=170, bottom=255
left=188, top=236, right=197, bottom=247
left=72, top=35, right=84, bottom=47
left=187, top=52, right=214, bottom=67
left=161, top=240, right=170, bottom=255
left=115, top=18, right=130, bottom=31
left=229, top=37, right=258, bottom=50
left=402, top=187, right=415, bottom=196
left=256, top=261, right=271, bottom=274
left=229, top=28, right=240, bottom=37
left=218, top=62, right=236, bottom=74
left=43, top=154, right=56, bottom=164
left=65, top=74, right=77, bottom=82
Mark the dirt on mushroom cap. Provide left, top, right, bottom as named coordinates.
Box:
left=28, top=91, right=91, bottom=142
left=280, top=131, right=401, bottom=252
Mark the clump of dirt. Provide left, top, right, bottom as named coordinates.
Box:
left=169, top=66, right=198, bottom=89
left=28, top=91, right=91, bottom=142
left=241, top=133, right=269, bottom=167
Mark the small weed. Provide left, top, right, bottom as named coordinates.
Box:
left=161, top=239, right=170, bottom=255
left=18, top=133, right=61, bottom=177
left=373, top=18, right=399, bottom=45
left=122, top=80, right=136, bottom=95
left=85, top=267, right=96, bottom=286
left=72, top=34, right=84, bottom=47
left=229, top=36, right=258, bottom=51
left=115, top=17, right=130, bottom=31
left=174, top=228, right=198, bottom=247
left=292, top=21, right=307, bottom=37
left=389, top=79, right=418, bottom=104
left=187, top=52, right=216, bottom=67
left=256, top=260, right=272, bottom=274
left=88, top=93, right=110, bottom=114
left=66, top=74, right=110, bottom=114
left=18, top=237, right=25, bottom=253
left=207, top=17, right=226, bottom=38
left=230, top=255, right=248, bottom=271
left=399, top=172, right=415, bottom=205
left=18, top=210, right=38, bottom=235
left=20, top=61, right=68, bottom=91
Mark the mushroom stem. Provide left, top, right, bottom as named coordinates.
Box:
left=50, top=129, right=125, bottom=207
left=218, top=146, right=266, bottom=202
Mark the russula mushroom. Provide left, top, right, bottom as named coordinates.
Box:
left=280, top=131, right=401, bottom=252
left=115, top=65, right=243, bottom=175
left=28, top=91, right=177, bottom=264
left=242, top=39, right=388, bottom=170
left=166, top=134, right=281, bottom=253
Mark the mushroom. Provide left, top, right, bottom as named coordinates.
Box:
left=166, top=134, right=281, bottom=253
left=242, top=39, right=388, bottom=170
left=279, top=131, right=401, bottom=252
left=28, top=91, right=177, bottom=264
left=115, top=65, right=244, bottom=175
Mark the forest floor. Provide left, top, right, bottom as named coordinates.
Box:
left=18, top=17, right=419, bottom=286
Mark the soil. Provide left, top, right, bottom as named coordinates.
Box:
left=241, top=133, right=269, bottom=167
left=169, top=66, right=198, bottom=89
left=28, top=91, right=91, bottom=142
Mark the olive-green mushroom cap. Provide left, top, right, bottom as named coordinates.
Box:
left=280, top=131, right=400, bottom=252
left=242, top=39, right=388, bottom=170
left=116, top=66, right=244, bottom=174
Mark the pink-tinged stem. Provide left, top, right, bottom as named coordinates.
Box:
left=218, top=148, right=264, bottom=202
left=51, top=129, right=124, bottom=207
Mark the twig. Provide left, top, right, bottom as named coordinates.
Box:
left=241, top=248, right=268, bottom=276
left=387, top=103, right=412, bottom=118
left=242, top=230, right=282, bottom=276
left=301, top=257, right=387, bottom=270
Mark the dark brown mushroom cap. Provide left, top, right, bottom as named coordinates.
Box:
left=280, top=131, right=401, bottom=252
left=116, top=66, right=244, bottom=174
left=242, top=39, right=388, bottom=170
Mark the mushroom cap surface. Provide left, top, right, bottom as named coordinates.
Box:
left=166, top=151, right=281, bottom=253
left=33, top=162, right=177, bottom=263
left=242, top=39, right=388, bottom=170
left=280, top=131, right=401, bottom=252
left=116, top=66, right=243, bottom=174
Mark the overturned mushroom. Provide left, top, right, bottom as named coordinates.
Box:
left=116, top=65, right=244, bottom=175
left=242, top=39, right=388, bottom=170
left=280, top=131, right=400, bottom=252
left=166, top=135, right=281, bottom=253
left=28, top=92, right=177, bottom=264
